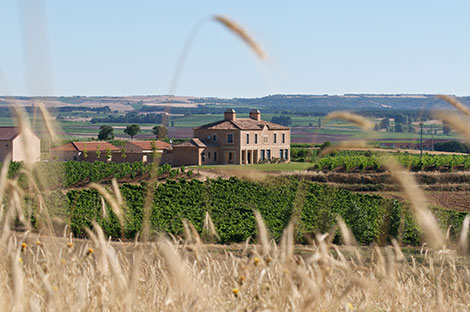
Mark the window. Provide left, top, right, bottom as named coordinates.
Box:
left=285, top=149, right=288, bottom=159
left=263, top=136, right=268, bottom=143
left=227, top=133, right=234, bottom=144
left=266, top=149, right=271, bottom=160
left=214, top=152, right=217, bottom=161
left=229, top=152, right=233, bottom=160
left=201, top=152, right=205, bottom=162
left=261, top=150, right=265, bottom=161
left=246, top=134, right=249, bottom=144
left=273, top=133, right=277, bottom=144
left=282, top=133, right=285, bottom=143
left=208, top=152, right=211, bottom=159
left=254, top=134, right=258, bottom=144
left=280, top=149, right=283, bottom=160
left=212, top=134, right=217, bottom=142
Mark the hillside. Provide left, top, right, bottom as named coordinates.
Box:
left=1, top=94, right=468, bottom=114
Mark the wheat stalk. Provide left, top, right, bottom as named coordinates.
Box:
left=325, top=112, right=374, bottom=130
left=383, top=157, right=444, bottom=249
left=437, top=95, right=470, bottom=116
left=214, top=15, right=267, bottom=59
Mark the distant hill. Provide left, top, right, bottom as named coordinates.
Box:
left=1, top=94, right=468, bottom=115
left=193, top=94, right=470, bottom=112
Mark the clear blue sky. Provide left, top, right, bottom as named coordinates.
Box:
left=1, top=1, right=470, bottom=98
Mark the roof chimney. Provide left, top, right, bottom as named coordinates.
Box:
left=224, top=109, right=236, bottom=121
left=249, top=109, right=261, bottom=121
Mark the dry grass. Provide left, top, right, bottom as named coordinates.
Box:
left=1, top=223, right=469, bottom=311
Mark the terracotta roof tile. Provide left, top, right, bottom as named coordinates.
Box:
left=51, top=143, right=77, bottom=152
left=194, top=118, right=289, bottom=131
left=173, top=138, right=212, bottom=148
left=173, top=140, right=198, bottom=148
left=0, top=127, right=19, bottom=140
left=126, top=140, right=171, bottom=151
left=72, top=141, right=120, bottom=151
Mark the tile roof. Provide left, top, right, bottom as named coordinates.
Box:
left=50, top=143, right=77, bottom=152
left=72, top=142, right=121, bottom=151
left=173, top=138, right=220, bottom=148
left=0, top=127, right=19, bottom=140
left=126, top=140, right=171, bottom=151
left=194, top=118, right=289, bottom=131
left=173, top=140, right=198, bottom=148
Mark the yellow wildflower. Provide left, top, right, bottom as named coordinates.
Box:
left=21, top=242, right=27, bottom=250
left=66, top=242, right=73, bottom=248
left=18, top=257, right=23, bottom=264
left=232, top=288, right=239, bottom=296
left=86, top=248, right=94, bottom=256
left=253, top=257, right=260, bottom=266
left=36, top=241, right=41, bottom=246
left=347, top=302, right=354, bottom=311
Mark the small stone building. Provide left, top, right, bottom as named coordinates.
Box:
left=50, top=141, right=121, bottom=162
left=124, top=140, right=171, bottom=163
left=0, top=127, right=41, bottom=162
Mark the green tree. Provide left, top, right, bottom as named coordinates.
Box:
left=380, top=118, right=390, bottom=129
left=95, top=146, right=102, bottom=159
left=124, top=124, right=141, bottom=140
left=443, top=125, right=452, bottom=135
left=317, top=117, right=322, bottom=128
left=106, top=148, right=112, bottom=161
left=395, top=122, right=405, bottom=132
left=271, top=115, right=292, bottom=126
left=152, top=125, right=168, bottom=139
left=98, top=125, right=114, bottom=140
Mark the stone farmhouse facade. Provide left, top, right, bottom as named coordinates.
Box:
left=172, top=109, right=290, bottom=166
left=0, top=127, right=41, bottom=162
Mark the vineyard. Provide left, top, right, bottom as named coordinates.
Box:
left=7, top=161, right=188, bottom=188
left=61, top=176, right=468, bottom=246
left=311, top=151, right=470, bottom=172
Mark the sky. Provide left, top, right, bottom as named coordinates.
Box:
left=1, top=1, right=470, bottom=98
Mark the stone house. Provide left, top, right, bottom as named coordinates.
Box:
left=124, top=140, right=171, bottom=163
left=172, top=109, right=290, bottom=166
left=50, top=141, right=121, bottom=162
left=0, top=127, right=41, bottom=162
